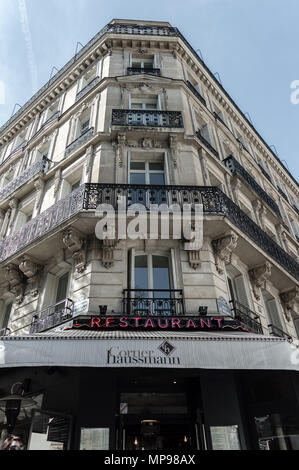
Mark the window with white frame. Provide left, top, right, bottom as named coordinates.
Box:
left=1, top=166, right=14, bottom=188
left=59, top=166, right=83, bottom=200
left=130, top=94, right=159, bottom=110
left=74, top=110, right=91, bottom=140
left=227, top=270, right=249, bottom=308
left=81, top=67, right=97, bottom=91
left=13, top=195, right=35, bottom=232
left=131, top=54, right=155, bottom=70
left=13, top=127, right=27, bottom=150
left=262, top=290, right=286, bottom=333
left=195, top=113, right=213, bottom=145
left=42, top=270, right=71, bottom=311
left=43, top=100, right=59, bottom=125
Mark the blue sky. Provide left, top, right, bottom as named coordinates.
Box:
left=0, top=0, right=298, bottom=181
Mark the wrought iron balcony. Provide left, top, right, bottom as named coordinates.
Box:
left=0, top=156, right=49, bottom=202
left=195, top=130, right=219, bottom=159
left=224, top=155, right=281, bottom=218
left=0, top=184, right=298, bottom=281
left=65, top=127, right=94, bottom=157
left=30, top=298, right=74, bottom=333
left=229, top=299, right=263, bottom=334
left=186, top=81, right=206, bottom=106
left=76, top=77, right=100, bottom=101
left=258, top=162, right=272, bottom=183
left=127, top=67, right=161, bottom=76
left=268, top=323, right=292, bottom=341
left=123, top=289, right=185, bottom=316
left=111, top=109, right=183, bottom=128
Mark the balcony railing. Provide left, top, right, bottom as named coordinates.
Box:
left=0, top=156, right=49, bottom=202
left=268, top=323, right=292, bottom=341
left=0, top=184, right=298, bottom=281
left=0, top=327, right=10, bottom=337
left=196, top=130, right=219, bottom=159
left=186, top=81, right=206, bottom=106
left=65, top=127, right=94, bottom=157
left=127, top=67, right=161, bottom=76
left=229, top=299, right=263, bottom=334
left=76, top=77, right=100, bottom=101
left=30, top=298, right=74, bottom=333
left=123, top=289, right=185, bottom=316
left=224, top=155, right=281, bottom=218
left=111, top=109, right=184, bottom=128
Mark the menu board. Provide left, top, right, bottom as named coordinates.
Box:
left=210, top=425, right=241, bottom=450
left=80, top=428, right=109, bottom=450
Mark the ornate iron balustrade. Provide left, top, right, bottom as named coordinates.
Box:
left=268, top=323, right=292, bottom=341
left=277, top=186, right=289, bottom=203
left=186, top=81, right=206, bottom=106
left=76, top=77, right=100, bottom=101
left=229, top=299, right=263, bottom=334
left=123, top=289, right=185, bottom=316
left=224, top=155, right=281, bottom=218
left=111, top=109, right=184, bottom=128
left=65, top=127, right=94, bottom=157
left=0, top=184, right=298, bottom=280
left=0, top=185, right=85, bottom=262
left=195, top=130, right=219, bottom=159
left=0, top=156, right=49, bottom=202
left=257, top=162, right=272, bottom=183
left=127, top=67, right=161, bottom=76
left=30, top=298, right=74, bottom=333
left=106, top=23, right=177, bottom=36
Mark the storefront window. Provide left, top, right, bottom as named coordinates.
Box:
left=255, top=414, right=299, bottom=450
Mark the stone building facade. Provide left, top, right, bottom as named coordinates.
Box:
left=0, top=19, right=298, bottom=451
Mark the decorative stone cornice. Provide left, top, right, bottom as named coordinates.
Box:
left=280, top=287, right=299, bottom=322
left=212, top=230, right=238, bottom=275
left=62, top=228, right=87, bottom=273
left=248, top=261, right=272, bottom=300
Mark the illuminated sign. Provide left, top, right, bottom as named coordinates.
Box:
left=71, top=315, right=246, bottom=332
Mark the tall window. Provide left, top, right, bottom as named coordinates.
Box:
left=129, top=160, right=165, bottom=206
left=56, top=272, right=69, bottom=303
left=262, top=291, right=285, bottom=333
left=1, top=302, right=13, bottom=332
left=74, top=111, right=91, bottom=140
left=227, top=273, right=249, bottom=307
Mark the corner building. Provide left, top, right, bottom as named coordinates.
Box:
left=0, top=19, right=299, bottom=450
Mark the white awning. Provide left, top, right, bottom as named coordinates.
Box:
left=0, top=330, right=298, bottom=371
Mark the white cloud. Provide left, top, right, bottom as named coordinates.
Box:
left=18, top=0, right=38, bottom=93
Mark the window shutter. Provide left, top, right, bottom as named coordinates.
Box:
left=267, top=299, right=284, bottom=330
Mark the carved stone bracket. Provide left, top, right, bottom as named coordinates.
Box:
left=4, top=264, right=25, bottom=304
left=187, top=250, right=201, bottom=270
left=280, top=287, right=299, bottom=322
left=18, top=255, right=42, bottom=297
left=212, top=231, right=239, bottom=275
left=101, top=238, right=119, bottom=268
left=169, top=134, right=178, bottom=168
left=248, top=261, right=272, bottom=300
left=112, top=133, right=126, bottom=168
left=62, top=228, right=87, bottom=273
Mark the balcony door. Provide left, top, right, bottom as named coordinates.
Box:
left=129, top=161, right=166, bottom=206
left=130, top=253, right=175, bottom=316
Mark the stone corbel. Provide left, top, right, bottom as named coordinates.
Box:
left=252, top=199, right=262, bottom=225
left=230, top=176, right=241, bottom=206
left=259, top=205, right=267, bottom=231
left=212, top=231, right=239, bottom=275
left=4, top=264, right=25, bottom=304
left=101, top=238, right=118, bottom=268
left=53, top=168, right=62, bottom=198
left=8, top=198, right=18, bottom=231
left=280, top=287, right=299, bottom=322
left=18, top=255, right=42, bottom=297
left=169, top=135, right=178, bottom=168
left=83, top=145, right=94, bottom=183
left=112, top=133, right=126, bottom=168
left=248, top=261, right=272, bottom=300
left=62, top=228, right=87, bottom=273
left=187, top=250, right=201, bottom=270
